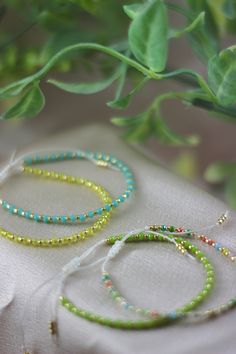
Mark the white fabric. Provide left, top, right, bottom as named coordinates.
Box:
left=0, top=124, right=236, bottom=354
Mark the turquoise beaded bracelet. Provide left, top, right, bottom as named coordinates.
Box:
left=0, top=150, right=135, bottom=224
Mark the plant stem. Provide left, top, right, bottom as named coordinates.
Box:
left=1, top=41, right=236, bottom=122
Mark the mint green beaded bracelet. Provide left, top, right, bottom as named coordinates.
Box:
left=60, top=232, right=214, bottom=329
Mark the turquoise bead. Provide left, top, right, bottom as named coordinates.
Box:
left=76, top=151, right=83, bottom=159
left=96, top=208, right=103, bottom=215
left=43, top=215, right=50, bottom=223
left=25, top=211, right=31, bottom=219
left=50, top=154, right=57, bottom=161
left=52, top=216, right=59, bottom=223
left=168, top=311, right=177, bottom=319
left=70, top=214, right=77, bottom=222
left=18, top=208, right=24, bottom=216
left=9, top=205, right=15, bottom=214
left=127, top=186, right=134, bottom=191
left=61, top=216, right=67, bottom=223
left=112, top=200, right=119, bottom=208
left=88, top=211, right=94, bottom=218
left=34, top=213, right=40, bottom=221
left=105, top=204, right=111, bottom=211
left=215, top=243, right=221, bottom=250
left=66, top=152, right=74, bottom=159
left=79, top=214, right=86, bottom=222
left=24, top=157, right=32, bottom=165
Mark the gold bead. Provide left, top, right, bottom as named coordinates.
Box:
left=49, top=320, right=57, bottom=335
left=217, top=213, right=228, bottom=225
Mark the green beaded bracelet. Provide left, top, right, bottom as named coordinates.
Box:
left=60, top=232, right=214, bottom=329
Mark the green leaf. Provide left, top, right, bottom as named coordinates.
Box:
left=107, top=77, right=149, bottom=109
left=223, top=0, right=236, bottom=19
left=75, top=0, right=106, bottom=14
left=225, top=174, right=236, bottom=210
left=172, top=152, right=198, bottom=179
left=204, top=162, right=236, bottom=183
left=154, top=116, right=199, bottom=145
left=128, top=0, right=168, bottom=72
left=107, top=60, right=129, bottom=108
left=208, top=45, right=236, bottom=105
left=0, top=43, right=151, bottom=104
left=0, top=81, right=32, bottom=98
left=1, top=82, right=45, bottom=120
left=168, top=12, right=205, bottom=39
left=123, top=3, right=144, bottom=19
left=111, top=113, right=145, bottom=127
left=123, top=113, right=152, bottom=142
left=185, top=0, right=219, bottom=61
left=108, top=94, right=132, bottom=109
left=47, top=70, right=120, bottom=94
left=112, top=111, right=152, bottom=142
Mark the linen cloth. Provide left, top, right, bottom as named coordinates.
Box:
left=0, top=124, right=235, bottom=354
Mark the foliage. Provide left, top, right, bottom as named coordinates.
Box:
left=205, top=161, right=236, bottom=209
left=0, top=0, right=236, bottom=207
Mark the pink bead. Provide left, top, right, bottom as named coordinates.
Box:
left=104, top=280, right=113, bottom=287
left=150, top=310, right=158, bottom=318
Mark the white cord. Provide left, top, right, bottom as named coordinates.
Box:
left=151, top=211, right=230, bottom=237
left=101, top=228, right=195, bottom=274
left=0, top=150, right=23, bottom=185
left=0, top=148, right=120, bottom=188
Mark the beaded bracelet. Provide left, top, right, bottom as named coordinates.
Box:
left=58, top=217, right=235, bottom=330
left=148, top=212, right=235, bottom=262
left=149, top=217, right=236, bottom=263
left=0, top=169, right=112, bottom=247
left=22, top=215, right=235, bottom=354
left=59, top=232, right=214, bottom=330
left=102, top=230, right=215, bottom=319
left=0, top=150, right=135, bottom=224
left=102, top=220, right=236, bottom=319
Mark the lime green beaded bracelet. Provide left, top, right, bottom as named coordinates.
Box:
left=60, top=232, right=214, bottom=329
left=0, top=168, right=113, bottom=247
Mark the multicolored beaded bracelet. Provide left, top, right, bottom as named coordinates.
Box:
left=0, top=169, right=112, bottom=247
left=57, top=218, right=236, bottom=331
left=102, top=220, right=236, bottom=319
left=148, top=219, right=236, bottom=262
left=102, top=231, right=215, bottom=319
left=0, top=150, right=135, bottom=224
left=59, top=232, right=214, bottom=330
